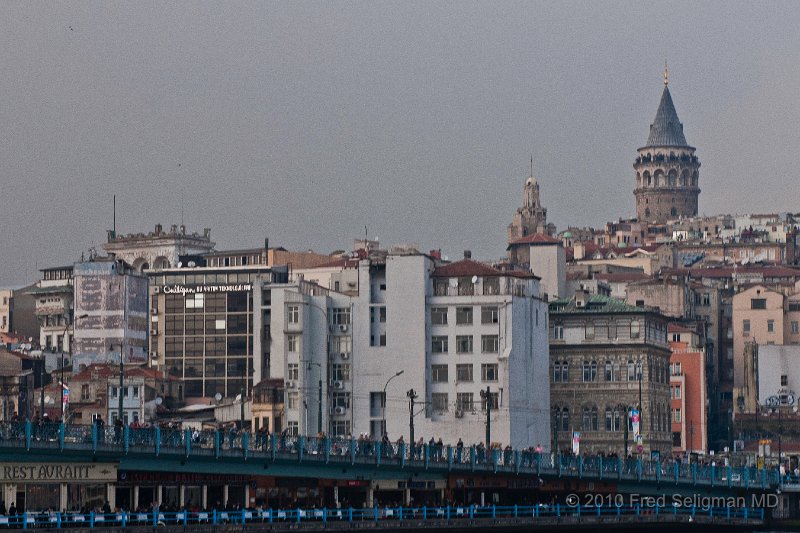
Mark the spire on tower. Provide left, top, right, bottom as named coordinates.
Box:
left=664, top=60, right=668, bottom=86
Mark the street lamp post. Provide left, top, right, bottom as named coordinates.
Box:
left=381, top=370, right=404, bottom=437
left=62, top=313, right=88, bottom=421
left=406, top=388, right=418, bottom=446
left=480, top=386, right=492, bottom=450
left=304, top=361, right=323, bottom=434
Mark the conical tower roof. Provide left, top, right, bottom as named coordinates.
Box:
left=644, top=85, right=689, bottom=148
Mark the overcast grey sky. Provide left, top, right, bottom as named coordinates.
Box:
left=2, top=1, right=799, bottom=287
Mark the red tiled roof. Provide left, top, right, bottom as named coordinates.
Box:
left=667, top=323, right=695, bottom=333
left=594, top=272, right=651, bottom=283
left=509, top=233, right=561, bottom=246
left=432, top=258, right=537, bottom=279
left=669, top=266, right=800, bottom=279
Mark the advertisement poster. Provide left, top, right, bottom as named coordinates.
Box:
left=572, top=431, right=580, bottom=455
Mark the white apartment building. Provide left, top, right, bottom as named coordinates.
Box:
left=260, top=249, right=551, bottom=450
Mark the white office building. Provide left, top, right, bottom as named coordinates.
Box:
left=259, top=248, right=551, bottom=450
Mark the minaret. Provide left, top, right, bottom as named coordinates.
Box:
left=633, top=69, right=701, bottom=223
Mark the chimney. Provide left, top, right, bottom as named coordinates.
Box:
left=155, top=224, right=162, bottom=235
left=264, top=238, right=269, bottom=251
left=464, top=250, right=472, bottom=259
left=575, top=288, right=588, bottom=308
left=574, top=242, right=585, bottom=261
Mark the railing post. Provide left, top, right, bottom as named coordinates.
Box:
left=514, top=450, right=520, bottom=474
left=558, top=454, right=563, bottom=477
left=212, top=509, right=217, bottom=525
left=90, top=511, right=95, bottom=528
left=536, top=452, right=541, bottom=476
left=491, top=504, right=496, bottom=518
left=674, top=462, right=679, bottom=484
left=59, top=422, right=65, bottom=451
left=350, top=437, right=356, bottom=465
left=325, top=437, right=331, bottom=464
left=122, top=510, right=127, bottom=527
left=636, top=458, right=642, bottom=482
left=123, top=425, right=129, bottom=454
left=692, top=462, right=697, bottom=485
left=743, top=466, right=749, bottom=489
left=422, top=506, right=427, bottom=520
left=376, top=442, right=382, bottom=466
left=400, top=442, right=406, bottom=468
left=348, top=507, right=353, bottom=522
left=155, top=426, right=161, bottom=456
left=599, top=457, right=603, bottom=480
left=618, top=457, right=622, bottom=481
left=243, top=431, right=249, bottom=460
left=185, top=429, right=191, bottom=457
left=424, top=443, right=430, bottom=469
left=656, top=461, right=660, bottom=483
left=760, top=468, right=766, bottom=490
left=57, top=512, right=62, bottom=528
left=214, top=430, right=220, bottom=459
left=711, top=463, right=715, bottom=487
left=374, top=506, right=378, bottom=523
left=270, top=433, right=277, bottom=460
left=298, top=436, right=305, bottom=462
left=513, top=504, right=518, bottom=518
left=22, top=511, right=27, bottom=530
left=727, top=465, right=733, bottom=488
left=323, top=507, right=328, bottom=524
left=578, top=455, right=583, bottom=478
left=91, top=422, right=97, bottom=453
left=492, top=448, right=498, bottom=474
left=470, top=446, right=476, bottom=472
left=447, top=445, right=453, bottom=470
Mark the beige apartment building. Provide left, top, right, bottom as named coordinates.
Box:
left=732, top=284, right=800, bottom=414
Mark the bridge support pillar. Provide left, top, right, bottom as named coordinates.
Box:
left=2, top=485, right=15, bottom=509
left=133, top=486, right=139, bottom=511
left=157, top=485, right=163, bottom=506
left=223, top=484, right=229, bottom=506
left=179, top=486, right=186, bottom=508
left=59, top=483, right=68, bottom=512
left=106, top=483, right=116, bottom=510
left=244, top=484, right=250, bottom=507
left=403, top=488, right=411, bottom=506
left=366, top=488, right=374, bottom=508
left=201, top=485, right=208, bottom=510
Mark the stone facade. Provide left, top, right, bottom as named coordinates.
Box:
left=634, top=78, right=701, bottom=223
left=549, top=292, right=672, bottom=456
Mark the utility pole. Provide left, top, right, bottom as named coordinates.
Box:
left=39, top=361, right=45, bottom=420
left=318, top=377, right=323, bottom=434
left=119, top=354, right=124, bottom=425
left=407, top=389, right=417, bottom=445
left=240, top=386, right=245, bottom=430
left=480, top=386, right=491, bottom=450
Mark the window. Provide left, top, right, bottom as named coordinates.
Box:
left=792, top=321, right=799, bottom=334
left=604, top=361, right=614, bottom=381
left=627, top=360, right=636, bottom=381
left=481, top=335, right=499, bottom=353
left=431, top=364, right=448, bottom=382
left=432, top=336, right=448, bottom=353
left=330, top=307, right=351, bottom=325
left=332, top=392, right=350, bottom=408
left=432, top=393, right=448, bottom=412
left=630, top=321, right=640, bottom=339
left=605, top=407, right=623, bottom=432
left=674, top=408, right=681, bottom=422
left=481, top=392, right=499, bottom=411
left=608, top=321, right=617, bottom=339
left=287, top=305, right=299, bottom=324
left=751, top=298, right=767, bottom=310
left=553, top=323, right=564, bottom=340
left=287, top=363, right=299, bottom=380
left=553, top=362, right=562, bottom=382
left=481, top=306, right=499, bottom=324
left=743, top=319, right=750, bottom=333
left=378, top=306, right=386, bottom=323
left=767, top=319, right=775, bottom=333
left=481, top=363, right=498, bottom=382
left=287, top=335, right=299, bottom=353
left=456, top=364, right=473, bottom=382
left=674, top=385, right=681, bottom=399
left=456, top=307, right=473, bottom=325
left=332, top=420, right=350, bottom=437
left=81, top=384, right=90, bottom=401
left=456, top=335, right=473, bottom=353
left=287, top=421, right=299, bottom=436
left=482, top=278, right=500, bottom=295
left=702, top=293, right=710, bottom=306
left=781, top=374, right=788, bottom=387
left=431, top=307, right=448, bottom=325
left=330, top=363, right=350, bottom=381
left=456, top=393, right=474, bottom=412
left=582, top=406, right=598, bottom=431
left=287, top=391, right=299, bottom=409
left=582, top=361, right=597, bottom=382
left=561, top=407, right=570, bottom=431
left=584, top=321, right=595, bottom=339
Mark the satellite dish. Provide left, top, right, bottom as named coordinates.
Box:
left=471, top=275, right=478, bottom=284
left=449, top=279, right=458, bottom=288
left=44, top=395, right=53, bottom=404
left=155, top=397, right=163, bottom=406
left=188, top=261, right=196, bottom=268
left=214, top=393, right=222, bottom=402
left=177, top=261, right=183, bottom=268
left=235, top=394, right=242, bottom=402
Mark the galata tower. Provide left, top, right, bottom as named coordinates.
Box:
left=634, top=67, right=700, bottom=223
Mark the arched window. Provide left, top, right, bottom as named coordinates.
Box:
left=561, top=361, right=569, bottom=382
left=604, top=361, right=614, bottom=381
left=627, top=360, right=636, bottom=381
left=670, top=207, right=677, bottom=217
left=562, top=407, right=570, bottom=431
left=553, top=362, right=561, bottom=382
left=605, top=407, right=613, bottom=431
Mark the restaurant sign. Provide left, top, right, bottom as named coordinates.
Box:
left=0, top=463, right=117, bottom=483
left=162, top=284, right=252, bottom=295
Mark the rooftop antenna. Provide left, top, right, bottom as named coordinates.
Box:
left=113, top=194, right=116, bottom=238
left=530, top=154, right=533, bottom=179
left=364, top=225, right=368, bottom=247
left=664, top=60, right=668, bottom=86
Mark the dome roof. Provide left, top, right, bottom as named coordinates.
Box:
left=644, top=86, right=690, bottom=148
left=562, top=231, right=573, bottom=238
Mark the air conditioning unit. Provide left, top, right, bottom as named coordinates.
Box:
left=149, top=352, right=157, bottom=359
left=332, top=380, right=344, bottom=390
left=151, top=308, right=158, bottom=314
left=334, top=406, right=346, bottom=415
left=454, top=410, right=464, bottom=418
left=152, top=286, right=160, bottom=294
left=339, top=324, right=348, bottom=333
left=340, top=352, right=350, bottom=360
left=150, top=328, right=158, bottom=335
left=286, top=381, right=296, bottom=389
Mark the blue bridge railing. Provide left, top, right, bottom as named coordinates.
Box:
left=0, top=504, right=765, bottom=529
left=0, top=421, right=781, bottom=490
